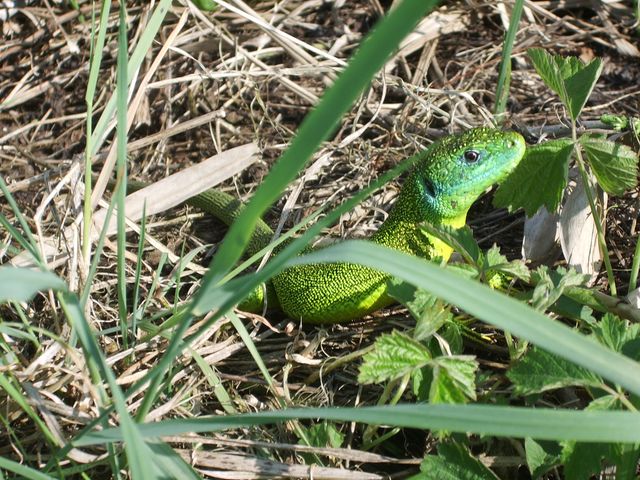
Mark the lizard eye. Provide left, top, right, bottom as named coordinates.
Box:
left=463, top=150, right=480, bottom=163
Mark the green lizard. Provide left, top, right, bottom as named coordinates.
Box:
left=186, top=127, right=526, bottom=324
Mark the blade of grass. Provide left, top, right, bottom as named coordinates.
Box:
left=0, top=177, right=43, bottom=265
left=116, top=2, right=129, bottom=346
left=286, top=241, right=640, bottom=396
left=89, top=0, right=172, bottom=157
left=77, top=403, right=640, bottom=446
left=0, top=373, right=58, bottom=448
left=494, top=0, right=524, bottom=123
left=83, top=0, right=111, bottom=261
left=58, top=291, right=159, bottom=479
left=134, top=0, right=439, bottom=419
left=200, top=0, right=439, bottom=286
left=0, top=456, right=56, bottom=480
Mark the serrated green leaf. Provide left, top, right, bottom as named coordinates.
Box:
left=563, top=57, right=602, bottom=120
left=561, top=441, right=611, bottom=480
left=417, top=441, right=499, bottom=480
left=528, top=48, right=602, bottom=121
left=483, top=245, right=531, bottom=283
left=358, top=331, right=432, bottom=384
left=508, top=347, right=603, bottom=395
left=580, top=135, right=639, bottom=195
left=302, top=422, right=344, bottom=449
left=430, top=356, right=478, bottom=404
left=385, top=279, right=454, bottom=343
left=0, top=267, right=68, bottom=303
left=525, top=438, right=562, bottom=480
left=590, top=313, right=640, bottom=353
left=494, top=139, right=573, bottom=216
left=600, top=113, right=630, bottom=131
left=531, top=266, right=588, bottom=311
left=528, top=48, right=575, bottom=102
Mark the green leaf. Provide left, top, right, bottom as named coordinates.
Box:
left=387, top=279, right=452, bottom=342
left=191, top=0, right=217, bottom=10
left=530, top=266, right=588, bottom=311
left=412, top=366, right=434, bottom=402
left=0, top=267, right=68, bottom=303
left=527, top=48, right=603, bottom=120
left=525, top=438, right=561, bottom=479
left=358, top=331, right=432, bottom=384
left=302, top=422, right=345, bottom=449
left=562, top=397, right=640, bottom=480
left=508, top=347, right=603, bottom=395
left=563, top=57, right=603, bottom=120
left=580, top=135, right=639, bottom=195
left=590, top=313, right=640, bottom=354
left=528, top=48, right=580, bottom=103
left=493, top=139, right=573, bottom=216
left=417, top=441, right=499, bottom=480
left=420, top=224, right=481, bottom=264
left=77, top=403, right=640, bottom=446
left=608, top=443, right=640, bottom=480
left=429, top=356, right=478, bottom=404
left=600, top=113, right=630, bottom=131
left=482, top=245, right=531, bottom=284
left=561, top=441, right=611, bottom=480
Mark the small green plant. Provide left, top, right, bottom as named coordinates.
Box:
left=494, top=48, right=640, bottom=296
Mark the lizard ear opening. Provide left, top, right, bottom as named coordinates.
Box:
left=422, top=177, right=436, bottom=198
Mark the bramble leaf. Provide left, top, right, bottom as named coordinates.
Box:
left=429, top=356, right=478, bottom=404
left=415, top=442, right=499, bottom=480
left=580, top=135, right=639, bottom=195
left=494, top=139, right=573, bottom=216
left=508, top=346, right=603, bottom=395
left=525, top=438, right=562, bottom=480
left=359, top=331, right=432, bottom=384
left=528, top=48, right=602, bottom=120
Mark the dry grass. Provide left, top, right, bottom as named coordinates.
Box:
left=1, top=0, right=639, bottom=478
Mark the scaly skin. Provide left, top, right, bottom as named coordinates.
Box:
left=191, top=128, right=525, bottom=323
left=271, top=128, right=525, bottom=323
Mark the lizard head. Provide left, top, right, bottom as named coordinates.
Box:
left=412, top=127, right=525, bottom=223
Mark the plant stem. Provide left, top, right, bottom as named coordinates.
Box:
left=494, top=0, right=524, bottom=123
left=571, top=124, right=617, bottom=296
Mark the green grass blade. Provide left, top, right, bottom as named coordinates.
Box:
left=200, top=0, right=439, bottom=287
left=0, top=456, right=56, bottom=480
left=0, top=267, right=67, bottom=303
left=116, top=2, right=129, bottom=345
left=0, top=373, right=58, bottom=448
left=286, top=241, right=640, bottom=396
left=77, top=404, right=640, bottom=446
left=228, top=310, right=274, bottom=389
left=0, top=177, right=43, bottom=265
left=83, top=0, right=112, bottom=259
left=89, top=0, right=172, bottom=155
left=494, top=0, right=524, bottom=122
left=58, top=292, right=158, bottom=480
